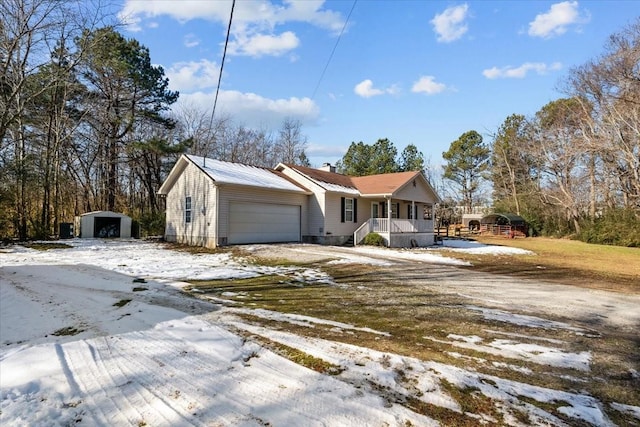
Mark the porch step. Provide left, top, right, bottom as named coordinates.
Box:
left=343, top=236, right=354, bottom=247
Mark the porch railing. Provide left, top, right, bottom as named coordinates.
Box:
left=354, top=220, right=372, bottom=245
left=354, top=219, right=433, bottom=244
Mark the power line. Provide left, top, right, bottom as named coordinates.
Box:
left=204, top=0, right=235, bottom=166
left=311, top=0, right=357, bottom=100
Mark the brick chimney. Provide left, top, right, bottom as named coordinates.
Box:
left=318, top=163, right=336, bottom=173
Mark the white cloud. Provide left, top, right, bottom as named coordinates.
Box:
left=306, top=143, right=347, bottom=158
left=184, top=33, right=200, bottom=48
left=354, top=80, right=397, bottom=98
left=528, top=1, right=589, bottom=38
left=411, top=76, right=447, bottom=95
left=166, top=59, right=220, bottom=92
left=118, top=0, right=345, bottom=57
left=431, top=4, right=469, bottom=43
left=228, top=31, right=300, bottom=57
left=354, top=80, right=382, bottom=98
left=482, top=62, right=563, bottom=79
left=177, top=90, right=320, bottom=129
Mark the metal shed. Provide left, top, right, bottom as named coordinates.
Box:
left=480, top=213, right=527, bottom=237
left=74, top=211, right=133, bottom=238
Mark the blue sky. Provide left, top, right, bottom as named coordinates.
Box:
left=115, top=1, right=639, bottom=167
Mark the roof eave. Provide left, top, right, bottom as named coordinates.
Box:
left=157, top=155, right=190, bottom=195
left=358, top=193, right=394, bottom=198
left=215, top=181, right=312, bottom=195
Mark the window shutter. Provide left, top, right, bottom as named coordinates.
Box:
left=341, top=197, right=345, bottom=223
left=407, top=205, right=411, bottom=219
left=353, top=199, right=358, bottom=222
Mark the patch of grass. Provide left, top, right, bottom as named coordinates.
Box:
left=247, top=333, right=344, bottom=375
left=438, top=379, right=505, bottom=425
left=24, top=242, right=72, bottom=250
left=113, top=299, right=132, bottom=308
left=163, top=242, right=231, bottom=255
left=52, top=326, right=83, bottom=336
left=448, top=236, right=640, bottom=293
left=132, top=287, right=148, bottom=292
left=185, top=249, right=640, bottom=422
left=186, top=274, right=323, bottom=295
left=515, top=395, right=590, bottom=426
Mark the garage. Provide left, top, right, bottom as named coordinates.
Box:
left=228, top=202, right=301, bottom=244
left=74, top=211, right=133, bottom=238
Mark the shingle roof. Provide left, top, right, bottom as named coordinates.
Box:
left=285, top=164, right=355, bottom=187
left=351, top=171, right=421, bottom=195
left=285, top=164, right=424, bottom=196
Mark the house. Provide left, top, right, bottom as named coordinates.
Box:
left=74, top=211, right=134, bottom=238
left=158, top=154, right=441, bottom=248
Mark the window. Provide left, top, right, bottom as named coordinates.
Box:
left=341, top=197, right=357, bottom=223
left=408, top=205, right=418, bottom=219
left=344, top=198, right=354, bottom=222
left=185, top=196, right=192, bottom=223
left=380, top=202, right=399, bottom=218
left=423, top=204, right=433, bottom=220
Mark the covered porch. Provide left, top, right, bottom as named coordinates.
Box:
left=353, top=197, right=436, bottom=247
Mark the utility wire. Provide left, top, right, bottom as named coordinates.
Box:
left=311, top=0, right=357, bottom=100
left=204, top=0, right=235, bottom=166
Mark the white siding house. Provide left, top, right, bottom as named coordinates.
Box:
left=158, top=155, right=310, bottom=248
left=159, top=155, right=441, bottom=248
left=275, top=164, right=441, bottom=247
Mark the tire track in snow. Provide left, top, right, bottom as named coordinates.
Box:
left=62, top=339, right=154, bottom=425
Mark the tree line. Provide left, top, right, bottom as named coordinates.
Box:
left=335, top=19, right=640, bottom=246
left=434, top=19, right=640, bottom=246
left=0, top=0, right=309, bottom=240
left=2, top=1, right=638, bottom=246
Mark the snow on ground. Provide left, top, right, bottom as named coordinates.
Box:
left=0, top=239, right=334, bottom=284
left=0, top=239, right=636, bottom=426
left=437, top=238, right=535, bottom=255
left=306, top=238, right=532, bottom=266
left=226, top=307, right=392, bottom=337
left=425, top=334, right=591, bottom=371
left=220, top=314, right=614, bottom=427
left=466, top=306, right=595, bottom=335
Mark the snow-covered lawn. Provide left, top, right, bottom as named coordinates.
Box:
left=1, top=239, right=638, bottom=426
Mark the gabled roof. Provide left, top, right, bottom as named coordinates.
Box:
left=280, top=164, right=440, bottom=201
left=158, top=155, right=310, bottom=195
left=282, top=164, right=359, bottom=195
left=351, top=171, right=423, bottom=196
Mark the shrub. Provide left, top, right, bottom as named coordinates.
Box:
left=363, top=232, right=386, bottom=246
left=577, top=208, right=640, bottom=247
left=137, top=211, right=165, bottom=237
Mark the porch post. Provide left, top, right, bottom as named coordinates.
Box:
left=387, top=196, right=392, bottom=246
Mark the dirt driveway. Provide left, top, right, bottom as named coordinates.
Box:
left=242, top=243, right=640, bottom=332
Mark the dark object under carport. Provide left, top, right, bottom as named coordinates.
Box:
left=74, top=211, right=133, bottom=238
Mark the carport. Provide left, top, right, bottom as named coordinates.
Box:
left=480, top=213, right=527, bottom=237
left=75, top=211, right=133, bottom=238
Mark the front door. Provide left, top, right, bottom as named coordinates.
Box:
left=371, top=202, right=379, bottom=219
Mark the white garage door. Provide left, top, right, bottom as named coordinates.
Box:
left=228, top=202, right=301, bottom=244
